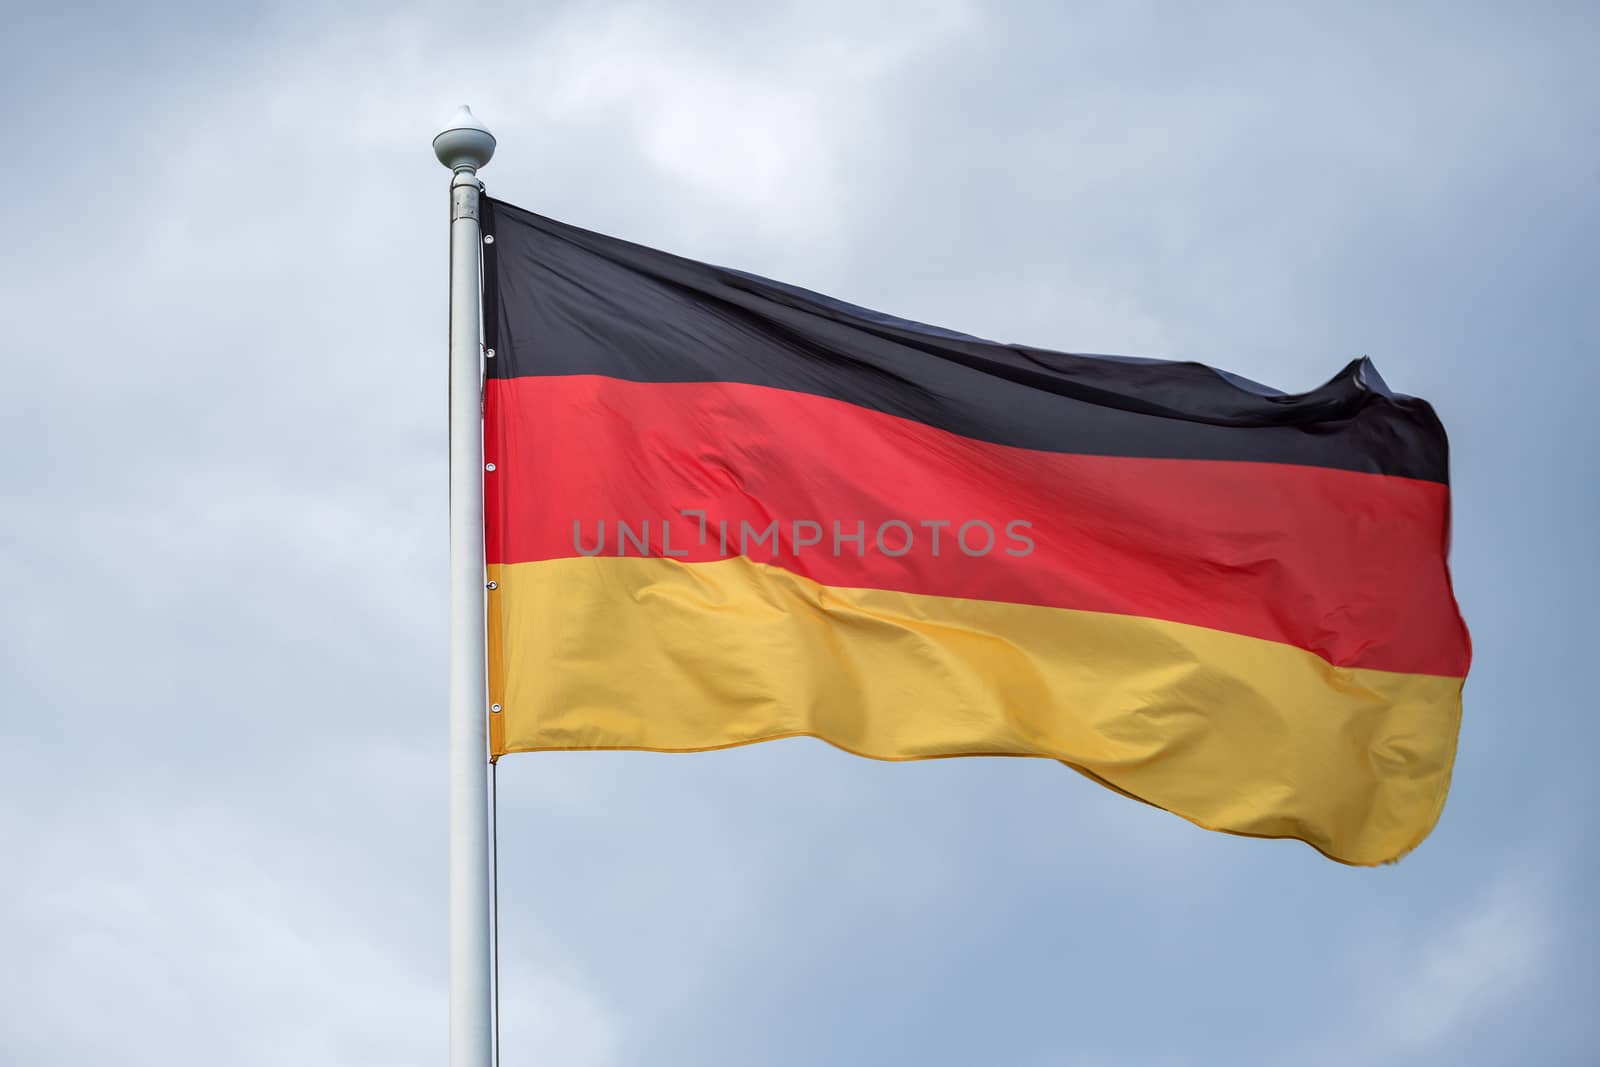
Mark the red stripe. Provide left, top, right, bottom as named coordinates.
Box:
left=485, top=375, right=1469, bottom=676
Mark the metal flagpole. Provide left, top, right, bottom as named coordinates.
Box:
left=433, top=105, right=495, bottom=1067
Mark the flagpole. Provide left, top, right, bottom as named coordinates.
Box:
left=434, top=105, right=496, bottom=1067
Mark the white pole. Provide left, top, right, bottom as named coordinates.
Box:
left=433, top=105, right=496, bottom=1067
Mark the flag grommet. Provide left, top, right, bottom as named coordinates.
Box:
left=486, top=581, right=498, bottom=590
left=485, top=463, right=496, bottom=472
left=486, top=348, right=495, bottom=359
left=490, top=704, right=501, bottom=714
left=484, top=234, right=495, bottom=244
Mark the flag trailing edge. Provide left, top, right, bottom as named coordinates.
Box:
left=478, top=196, right=1471, bottom=866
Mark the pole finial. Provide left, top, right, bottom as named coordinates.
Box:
left=434, top=105, right=496, bottom=173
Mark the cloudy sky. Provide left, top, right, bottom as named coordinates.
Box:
left=3, top=2, right=1596, bottom=1064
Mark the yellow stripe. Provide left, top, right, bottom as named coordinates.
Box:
left=487, top=556, right=1462, bottom=866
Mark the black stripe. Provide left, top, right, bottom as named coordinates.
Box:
left=482, top=197, right=1449, bottom=482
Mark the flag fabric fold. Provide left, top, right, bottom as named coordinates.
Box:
left=479, top=196, right=1470, bottom=865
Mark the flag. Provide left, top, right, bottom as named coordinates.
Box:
left=478, top=197, right=1470, bottom=865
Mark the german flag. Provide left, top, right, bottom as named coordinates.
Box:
left=479, top=198, right=1470, bottom=866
